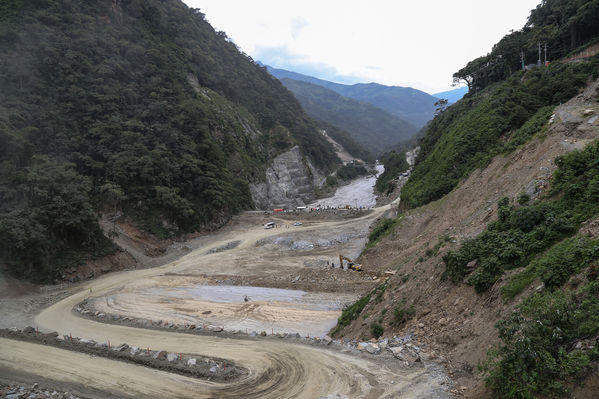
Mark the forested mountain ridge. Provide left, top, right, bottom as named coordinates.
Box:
left=402, top=0, right=599, bottom=210
left=0, top=0, right=339, bottom=281
left=279, top=78, right=418, bottom=155
left=266, top=65, right=439, bottom=127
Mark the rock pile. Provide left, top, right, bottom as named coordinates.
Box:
left=0, top=383, right=80, bottom=399
left=1, top=328, right=244, bottom=382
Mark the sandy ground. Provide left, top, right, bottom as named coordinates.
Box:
left=0, top=189, right=451, bottom=398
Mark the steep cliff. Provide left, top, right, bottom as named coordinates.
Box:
left=250, top=146, right=325, bottom=209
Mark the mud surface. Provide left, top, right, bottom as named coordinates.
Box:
left=0, top=176, right=450, bottom=398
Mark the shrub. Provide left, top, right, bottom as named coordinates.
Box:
left=443, top=141, right=599, bottom=293
left=368, top=218, right=397, bottom=244
left=393, top=304, right=415, bottom=325
left=481, top=282, right=599, bottom=398
left=371, top=322, right=384, bottom=338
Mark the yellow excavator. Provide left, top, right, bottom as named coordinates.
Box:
left=339, top=255, right=362, bottom=271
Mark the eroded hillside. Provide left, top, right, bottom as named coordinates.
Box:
left=337, top=78, right=599, bottom=397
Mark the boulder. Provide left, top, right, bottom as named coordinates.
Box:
left=44, top=331, right=59, bottom=338
left=365, top=343, right=381, bottom=354
left=23, top=326, right=35, bottom=334
left=211, top=326, right=223, bottom=332
left=130, top=346, right=140, bottom=355
left=389, top=346, right=421, bottom=364
left=323, top=335, right=333, bottom=345
left=187, top=358, right=197, bottom=366
left=260, top=331, right=267, bottom=336
left=154, top=350, right=167, bottom=360
left=209, top=366, right=217, bottom=373
left=113, top=343, right=129, bottom=352
left=166, top=353, right=178, bottom=362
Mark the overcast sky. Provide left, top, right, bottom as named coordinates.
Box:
left=184, top=0, right=541, bottom=94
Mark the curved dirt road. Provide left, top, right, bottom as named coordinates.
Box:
left=0, top=203, right=449, bottom=398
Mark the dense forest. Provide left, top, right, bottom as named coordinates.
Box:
left=279, top=78, right=418, bottom=156
left=0, top=0, right=339, bottom=281
left=374, top=151, right=409, bottom=194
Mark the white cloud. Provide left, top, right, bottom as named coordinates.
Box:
left=184, top=0, right=541, bottom=93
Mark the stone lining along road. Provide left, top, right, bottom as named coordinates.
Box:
left=0, top=201, right=450, bottom=398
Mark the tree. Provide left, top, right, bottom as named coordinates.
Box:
left=434, top=99, right=449, bottom=116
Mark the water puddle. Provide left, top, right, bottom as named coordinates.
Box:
left=145, top=284, right=350, bottom=311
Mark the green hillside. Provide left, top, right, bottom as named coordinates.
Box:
left=267, top=65, right=439, bottom=127
left=392, top=0, right=599, bottom=396
left=280, top=78, right=418, bottom=155
left=402, top=0, right=599, bottom=209
left=0, top=0, right=338, bottom=281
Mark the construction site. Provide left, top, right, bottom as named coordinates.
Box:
left=0, top=158, right=453, bottom=398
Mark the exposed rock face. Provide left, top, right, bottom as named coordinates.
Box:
left=250, top=146, right=323, bottom=209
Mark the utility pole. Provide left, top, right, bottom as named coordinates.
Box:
left=538, top=41, right=542, bottom=66
left=544, top=42, right=547, bottom=65
left=521, top=49, right=525, bottom=70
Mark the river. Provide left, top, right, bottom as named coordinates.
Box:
left=308, top=164, right=384, bottom=209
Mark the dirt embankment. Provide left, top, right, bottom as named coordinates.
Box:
left=339, top=79, right=599, bottom=397
left=0, top=328, right=245, bottom=382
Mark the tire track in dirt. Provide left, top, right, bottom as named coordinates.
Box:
left=0, top=204, right=449, bottom=398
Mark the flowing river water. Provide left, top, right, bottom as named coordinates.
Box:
left=309, top=164, right=384, bottom=209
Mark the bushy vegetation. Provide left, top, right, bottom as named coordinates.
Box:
left=482, top=282, right=599, bottom=398
left=333, top=291, right=372, bottom=336
left=443, top=141, right=599, bottom=292
left=333, top=285, right=386, bottom=336
left=393, top=304, right=415, bottom=325
left=336, top=161, right=370, bottom=181
left=368, top=218, right=398, bottom=245
left=439, top=142, right=599, bottom=397
left=402, top=55, right=599, bottom=209
left=375, top=151, right=409, bottom=193
left=370, top=322, right=384, bottom=338
left=0, top=0, right=339, bottom=280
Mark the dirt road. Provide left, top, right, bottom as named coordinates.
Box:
left=0, top=202, right=449, bottom=398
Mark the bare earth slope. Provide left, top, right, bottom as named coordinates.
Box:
left=340, top=79, right=599, bottom=397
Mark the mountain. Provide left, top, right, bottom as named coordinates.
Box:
left=0, top=0, right=339, bottom=281
left=266, top=66, right=439, bottom=127
left=337, top=0, right=599, bottom=397
left=279, top=78, right=418, bottom=155
left=432, top=86, right=468, bottom=103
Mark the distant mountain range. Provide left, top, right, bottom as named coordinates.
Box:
left=265, top=65, right=439, bottom=128
left=278, top=78, right=418, bottom=155
left=433, top=87, right=468, bottom=103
